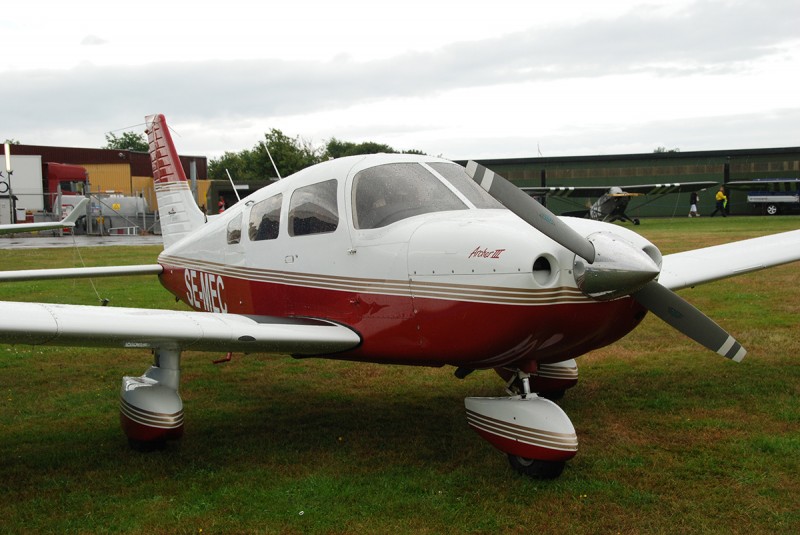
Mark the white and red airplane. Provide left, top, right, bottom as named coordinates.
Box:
left=1, top=114, right=799, bottom=479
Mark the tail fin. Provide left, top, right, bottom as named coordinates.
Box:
left=145, top=114, right=206, bottom=249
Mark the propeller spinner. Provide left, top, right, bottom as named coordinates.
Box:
left=465, top=161, right=746, bottom=362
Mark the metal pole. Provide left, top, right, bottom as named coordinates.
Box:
left=4, top=143, right=13, bottom=225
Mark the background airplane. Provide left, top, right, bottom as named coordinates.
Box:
left=522, top=182, right=717, bottom=224
left=0, top=115, right=798, bottom=479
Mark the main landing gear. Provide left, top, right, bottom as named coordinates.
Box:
left=119, top=347, right=184, bottom=450
left=465, top=368, right=578, bottom=479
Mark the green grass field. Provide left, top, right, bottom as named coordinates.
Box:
left=1, top=217, right=798, bottom=534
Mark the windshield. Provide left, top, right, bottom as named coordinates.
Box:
left=352, top=163, right=468, bottom=229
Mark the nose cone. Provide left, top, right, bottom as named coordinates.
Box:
left=573, top=231, right=661, bottom=300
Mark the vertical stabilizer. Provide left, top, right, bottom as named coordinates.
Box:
left=145, top=114, right=206, bottom=249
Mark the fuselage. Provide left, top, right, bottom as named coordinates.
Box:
left=590, top=191, right=631, bottom=222
left=157, top=154, right=651, bottom=368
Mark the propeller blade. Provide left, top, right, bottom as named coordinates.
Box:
left=466, top=161, right=596, bottom=263
left=632, top=281, right=746, bottom=362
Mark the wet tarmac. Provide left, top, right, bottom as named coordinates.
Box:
left=0, top=234, right=164, bottom=249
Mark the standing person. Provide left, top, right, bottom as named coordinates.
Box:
left=710, top=186, right=727, bottom=217
left=723, top=186, right=730, bottom=216
left=689, top=191, right=700, bottom=217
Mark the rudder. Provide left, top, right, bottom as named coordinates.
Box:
left=145, top=114, right=206, bottom=249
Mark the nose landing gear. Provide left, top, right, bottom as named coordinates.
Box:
left=465, top=370, right=578, bottom=479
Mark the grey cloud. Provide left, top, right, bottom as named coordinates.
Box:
left=2, top=0, right=798, bottom=149
left=439, top=107, right=800, bottom=160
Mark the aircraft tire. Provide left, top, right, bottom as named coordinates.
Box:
left=507, top=454, right=566, bottom=479
left=128, top=437, right=168, bottom=452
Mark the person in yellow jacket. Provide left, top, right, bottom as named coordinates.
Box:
left=710, top=186, right=727, bottom=217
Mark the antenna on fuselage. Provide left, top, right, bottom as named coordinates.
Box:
left=265, top=145, right=282, bottom=180
left=225, top=169, right=242, bottom=202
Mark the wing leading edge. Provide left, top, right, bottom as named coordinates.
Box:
left=0, top=264, right=163, bottom=282
left=659, top=229, right=800, bottom=291
left=0, top=302, right=361, bottom=356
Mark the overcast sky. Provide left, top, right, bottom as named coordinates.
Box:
left=2, top=0, right=798, bottom=161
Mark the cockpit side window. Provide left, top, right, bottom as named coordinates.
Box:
left=226, top=213, right=242, bottom=245
left=288, top=179, right=339, bottom=236
left=427, top=162, right=504, bottom=209
left=248, top=194, right=282, bottom=241
left=352, top=163, right=467, bottom=230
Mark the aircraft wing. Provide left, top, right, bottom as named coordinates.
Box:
left=522, top=185, right=611, bottom=198
left=0, top=302, right=361, bottom=355
left=659, top=229, right=800, bottom=291
left=0, top=197, right=88, bottom=235
left=522, top=181, right=717, bottom=198
left=0, top=264, right=163, bottom=282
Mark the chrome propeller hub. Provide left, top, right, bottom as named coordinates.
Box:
left=573, top=231, right=661, bottom=300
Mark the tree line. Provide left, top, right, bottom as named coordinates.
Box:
left=104, top=129, right=425, bottom=181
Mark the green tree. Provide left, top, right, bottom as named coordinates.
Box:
left=208, top=150, right=257, bottom=181
left=324, top=138, right=426, bottom=158
left=258, top=129, right=321, bottom=178
left=653, top=146, right=680, bottom=153
left=104, top=131, right=149, bottom=152
left=209, top=128, right=322, bottom=181
left=325, top=138, right=396, bottom=158
left=208, top=130, right=426, bottom=181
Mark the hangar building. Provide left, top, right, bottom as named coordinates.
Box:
left=471, top=146, right=800, bottom=217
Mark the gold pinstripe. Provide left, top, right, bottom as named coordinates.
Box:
left=160, top=254, right=591, bottom=306
left=119, top=397, right=184, bottom=429
left=466, top=409, right=578, bottom=451
left=537, top=363, right=579, bottom=380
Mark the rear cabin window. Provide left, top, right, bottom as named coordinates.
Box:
left=352, top=163, right=467, bottom=230
left=288, top=179, right=339, bottom=236
left=226, top=213, right=242, bottom=244
left=248, top=194, right=282, bottom=241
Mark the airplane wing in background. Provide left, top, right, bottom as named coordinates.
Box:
left=0, top=302, right=361, bottom=356
left=522, top=181, right=718, bottom=198
left=659, top=229, right=800, bottom=291
left=0, top=197, right=89, bottom=235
